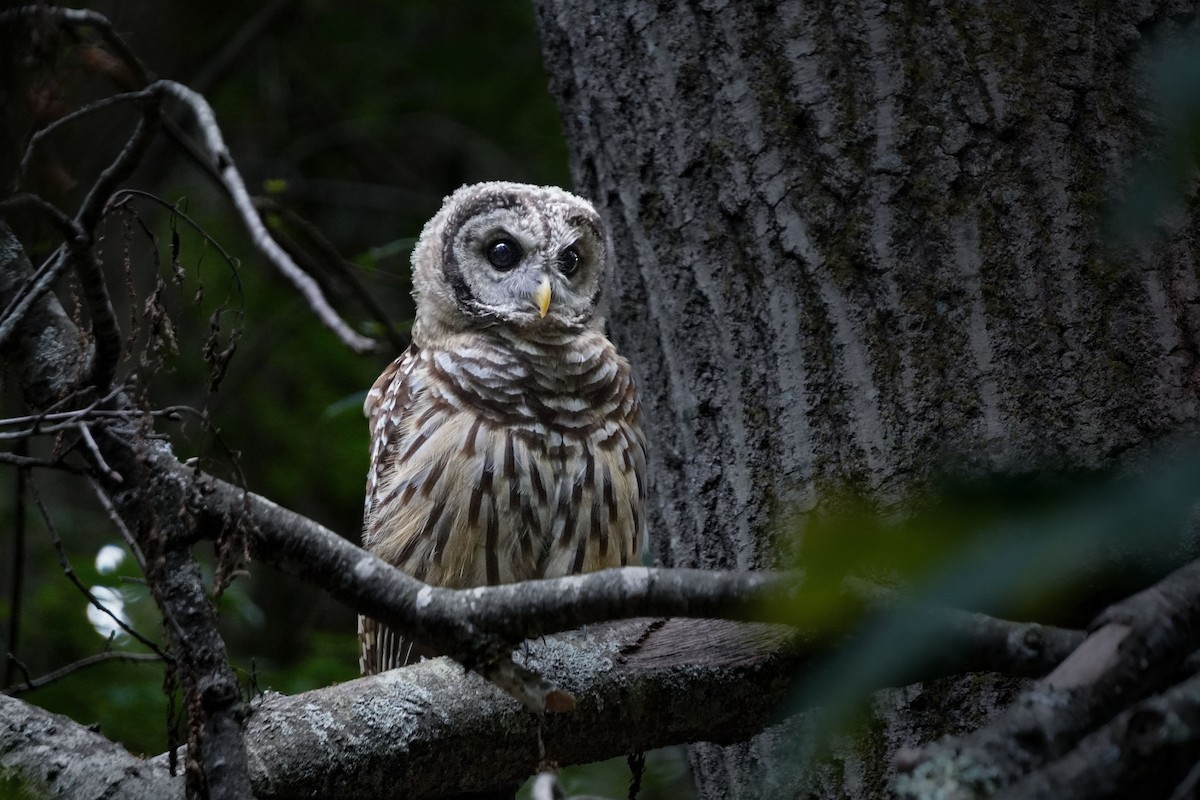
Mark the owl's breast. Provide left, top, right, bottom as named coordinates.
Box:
left=365, top=333, right=645, bottom=589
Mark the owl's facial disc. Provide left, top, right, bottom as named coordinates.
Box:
left=447, top=204, right=606, bottom=331
left=411, top=183, right=611, bottom=340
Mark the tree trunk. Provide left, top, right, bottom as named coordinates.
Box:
left=534, top=1, right=1200, bottom=796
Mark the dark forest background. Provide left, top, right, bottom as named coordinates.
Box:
left=0, top=3, right=672, bottom=793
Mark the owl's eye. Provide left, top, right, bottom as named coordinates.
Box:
left=558, top=245, right=581, bottom=277
left=486, top=239, right=521, bottom=270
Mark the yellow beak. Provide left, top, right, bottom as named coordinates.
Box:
left=534, top=277, right=552, bottom=318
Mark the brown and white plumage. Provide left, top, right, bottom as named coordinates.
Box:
left=359, top=182, right=646, bottom=675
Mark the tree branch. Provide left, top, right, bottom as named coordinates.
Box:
left=154, top=80, right=376, bottom=354
left=3, top=651, right=162, bottom=696
left=1, top=601, right=1079, bottom=800
left=2, top=447, right=27, bottom=689
left=993, top=665, right=1200, bottom=799
left=895, top=557, right=1200, bottom=799
left=0, top=694, right=180, bottom=799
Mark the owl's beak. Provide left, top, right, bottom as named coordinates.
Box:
left=534, top=277, right=553, bottom=318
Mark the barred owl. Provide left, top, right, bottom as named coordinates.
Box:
left=359, top=182, right=646, bottom=674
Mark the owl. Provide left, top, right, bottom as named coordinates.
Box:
left=359, top=182, right=646, bottom=674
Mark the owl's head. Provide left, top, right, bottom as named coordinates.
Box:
left=410, top=182, right=610, bottom=340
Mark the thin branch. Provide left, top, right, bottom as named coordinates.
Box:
left=848, top=581, right=1088, bottom=682
left=0, top=420, right=116, bottom=440
left=0, top=405, right=182, bottom=428
left=2, top=454, right=27, bottom=688
left=0, top=450, right=79, bottom=470
left=28, top=478, right=168, bottom=658
left=16, top=90, right=155, bottom=186
left=88, top=477, right=150, bottom=570
left=110, top=189, right=244, bottom=278
left=3, top=651, right=162, bottom=696
left=74, top=91, right=159, bottom=234
left=74, top=97, right=161, bottom=390
left=257, top=198, right=410, bottom=353
left=155, top=80, right=376, bottom=354
left=4, top=654, right=32, bottom=688
left=78, top=423, right=123, bottom=483
left=0, top=192, right=77, bottom=235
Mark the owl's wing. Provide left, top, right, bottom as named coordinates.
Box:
left=362, top=346, right=420, bottom=524
left=360, top=345, right=432, bottom=674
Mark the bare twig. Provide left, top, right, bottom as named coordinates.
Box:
left=110, top=189, right=244, bottom=277
left=258, top=198, right=410, bottom=353
left=4, top=655, right=32, bottom=688
left=0, top=420, right=118, bottom=440
left=78, top=424, right=123, bottom=482
left=0, top=450, right=78, bottom=469
left=156, top=80, right=376, bottom=354
left=16, top=90, right=156, bottom=185
left=88, top=477, right=151, bottom=576
left=28, top=478, right=167, bottom=658
left=0, top=406, right=182, bottom=428
left=3, top=651, right=162, bottom=696
left=2, top=453, right=27, bottom=688
left=75, top=98, right=161, bottom=390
